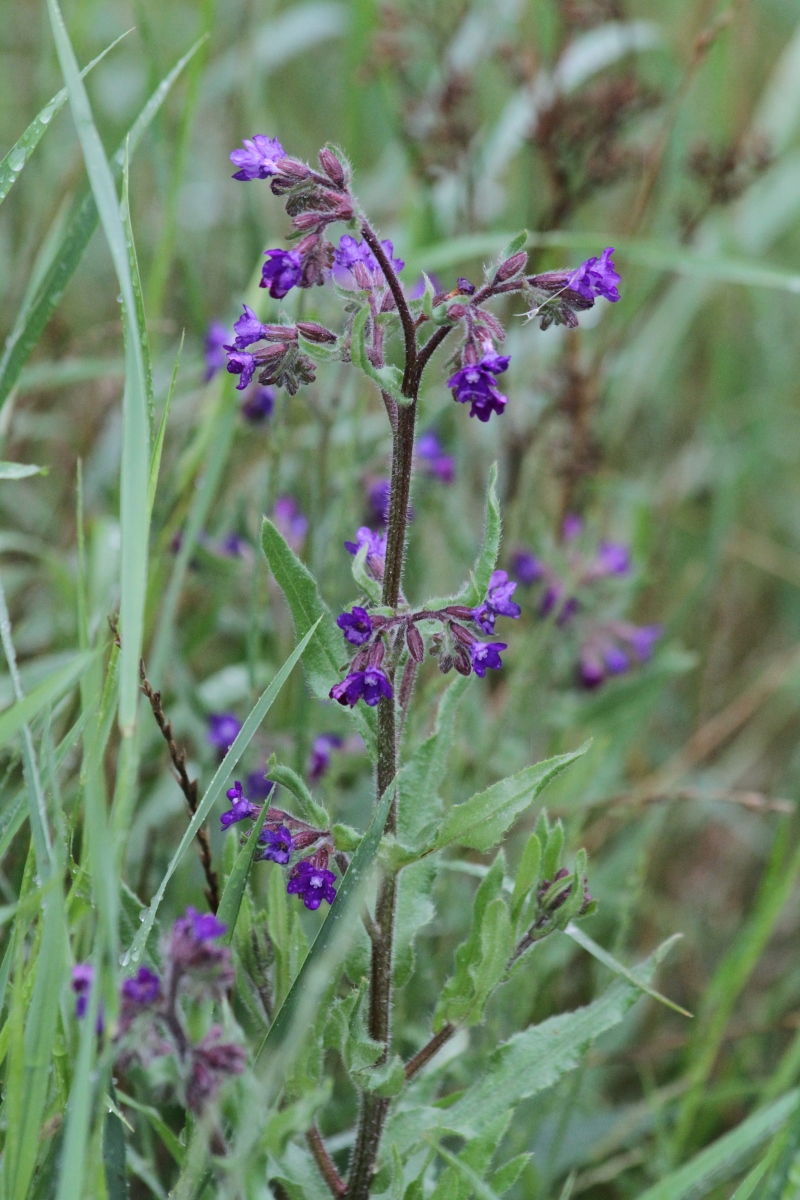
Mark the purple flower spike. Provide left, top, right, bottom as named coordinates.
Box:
left=258, top=825, right=295, bottom=865
left=224, top=346, right=257, bottom=391
left=337, top=606, right=373, bottom=646
left=273, top=496, right=308, bottom=551
left=307, top=733, right=344, bottom=781
left=221, top=781, right=260, bottom=830
left=230, top=135, right=285, bottom=181
left=121, top=966, right=161, bottom=1007
left=241, top=385, right=275, bottom=423
left=233, top=304, right=267, bottom=349
left=567, top=247, right=620, bottom=304
left=261, top=248, right=303, bottom=299
left=333, top=235, right=404, bottom=289
left=470, top=641, right=508, bottom=678
left=72, top=964, right=94, bottom=1019
left=204, top=322, right=229, bottom=381
left=287, top=859, right=337, bottom=910
left=330, top=668, right=393, bottom=708
left=511, top=550, right=543, bottom=586
left=447, top=353, right=510, bottom=423
left=208, top=713, right=242, bottom=753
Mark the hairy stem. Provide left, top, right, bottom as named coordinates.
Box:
left=404, top=1023, right=456, bottom=1082
left=306, top=1125, right=346, bottom=1198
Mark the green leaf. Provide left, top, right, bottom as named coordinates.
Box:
left=125, top=621, right=320, bottom=966
left=499, top=229, right=528, bottom=261
left=216, top=803, right=271, bottom=947
left=267, top=761, right=329, bottom=827
left=351, top=540, right=383, bottom=604
left=510, top=832, right=541, bottom=923
left=398, top=674, right=469, bottom=849
left=431, top=744, right=589, bottom=854
left=355, top=1053, right=407, bottom=1097
left=490, top=1154, right=531, bottom=1196
left=435, top=856, right=513, bottom=1030
left=425, top=1136, right=502, bottom=1200
left=462, top=463, right=501, bottom=608
left=254, top=774, right=395, bottom=1095
left=393, top=858, right=436, bottom=987
left=565, top=923, right=691, bottom=1017
left=0, top=463, right=47, bottom=480
left=0, top=652, right=92, bottom=751
left=114, top=1093, right=184, bottom=1167
left=636, top=1091, right=799, bottom=1200
left=0, top=32, right=130, bottom=207
left=261, top=516, right=376, bottom=758
left=146, top=334, right=183, bottom=522
left=0, top=37, right=203, bottom=413
left=102, top=1103, right=129, bottom=1200
left=443, top=937, right=678, bottom=1138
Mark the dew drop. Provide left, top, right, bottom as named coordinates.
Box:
left=7, top=148, right=25, bottom=173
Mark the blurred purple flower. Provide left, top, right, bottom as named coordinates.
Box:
left=72, top=964, right=94, bottom=1020
left=472, top=569, right=521, bottom=634
left=344, top=526, right=386, bottom=579
left=367, top=478, right=391, bottom=525
left=417, top=430, right=455, bottom=484
left=246, top=772, right=275, bottom=801
left=241, top=386, right=275, bottom=423
left=208, top=713, right=242, bottom=754
left=186, top=1027, right=247, bottom=1112
left=333, top=235, right=404, bottom=289
left=307, top=733, right=344, bottom=781
left=273, top=496, right=308, bottom=551
left=511, top=549, right=543, bottom=586
left=257, top=825, right=294, bottom=864
left=204, top=322, right=229, bottom=381
left=121, top=966, right=161, bottom=1008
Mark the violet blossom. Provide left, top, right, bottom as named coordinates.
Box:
left=447, top=352, right=510, bottom=423
left=208, top=712, right=242, bottom=754
left=224, top=346, right=257, bottom=391
left=230, top=135, right=285, bottom=181
left=233, top=304, right=267, bottom=349
left=470, top=641, right=508, bottom=678
left=121, top=966, right=161, bottom=1008
left=246, top=772, right=275, bottom=801
left=204, top=322, right=229, bottom=380
left=257, top=825, right=294, bottom=865
left=72, top=964, right=94, bottom=1020
left=511, top=549, right=543, bottom=586
left=221, top=781, right=260, bottom=830
left=241, top=386, right=275, bottom=423
left=578, top=622, right=663, bottom=689
left=367, top=478, right=391, bottom=525
left=332, top=235, right=404, bottom=290
left=337, top=606, right=373, bottom=646
left=287, top=858, right=337, bottom=911
left=273, top=496, right=308, bottom=551
left=417, top=430, right=455, bottom=484
left=330, top=668, right=393, bottom=708
left=345, top=526, right=386, bottom=579
left=567, top=247, right=621, bottom=304
left=472, top=569, right=521, bottom=634
left=261, top=248, right=303, bottom=299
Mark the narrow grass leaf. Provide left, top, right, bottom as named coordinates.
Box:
left=0, top=31, right=130, bottom=206
left=114, top=1092, right=185, bottom=1167
left=0, top=463, right=47, bottom=480
left=54, top=961, right=101, bottom=1200
left=565, top=924, right=691, bottom=1018
left=217, top=803, right=271, bottom=947
left=637, top=1091, right=799, bottom=1200
left=0, top=652, right=92, bottom=751
left=127, top=621, right=320, bottom=965
left=147, top=333, right=183, bottom=522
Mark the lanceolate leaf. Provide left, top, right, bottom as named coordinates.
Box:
left=429, top=744, right=589, bottom=854
left=397, top=673, right=469, bottom=848
left=261, top=517, right=377, bottom=758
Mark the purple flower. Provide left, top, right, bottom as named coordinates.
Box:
left=224, top=346, right=257, bottom=391
left=241, top=386, right=275, bottom=423
left=273, top=496, right=308, bottom=552
left=307, top=733, right=344, bottom=781
left=578, top=622, right=662, bottom=689
left=204, top=322, right=229, bottom=381
left=472, top=570, right=521, bottom=633
left=233, top=304, right=267, bottom=349
left=121, top=966, right=161, bottom=1007
left=257, top=825, right=294, bottom=865
left=332, top=235, right=404, bottom=289
left=567, top=247, right=620, bottom=304
left=562, top=514, right=583, bottom=541
left=287, top=859, right=337, bottom=910
left=604, top=645, right=629, bottom=674
left=367, top=478, right=391, bottom=525
left=230, top=135, right=285, bottom=181
left=246, top=772, right=275, bottom=801
left=221, top=781, right=260, bottom=830
left=337, top=606, right=373, bottom=646
left=72, top=964, right=94, bottom=1020
left=208, top=713, right=242, bottom=753
left=447, top=353, right=510, bottom=423
left=187, top=1028, right=247, bottom=1113
left=417, top=431, right=455, bottom=484
left=511, top=550, right=543, bottom=586
left=470, top=641, right=508, bottom=678
left=457, top=277, right=476, bottom=295
left=261, top=249, right=303, bottom=299
left=629, top=624, right=662, bottom=660
left=408, top=273, right=441, bottom=299
left=217, top=533, right=247, bottom=558
left=187, top=908, right=227, bottom=941
left=344, top=527, right=386, bottom=579
left=595, top=541, right=630, bottom=577
left=330, top=668, right=393, bottom=708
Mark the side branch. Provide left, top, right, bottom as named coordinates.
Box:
left=306, top=1125, right=347, bottom=1198
left=360, top=221, right=417, bottom=394
left=140, top=660, right=220, bottom=912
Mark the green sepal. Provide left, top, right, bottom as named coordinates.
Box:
left=297, top=335, right=341, bottom=363
left=499, top=229, right=528, bottom=261
left=332, top=823, right=361, bottom=852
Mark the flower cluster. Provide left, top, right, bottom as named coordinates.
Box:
left=512, top=515, right=662, bottom=687
left=218, top=779, right=338, bottom=911
left=525, top=246, right=620, bottom=330
left=224, top=311, right=322, bottom=396
left=345, top=526, right=387, bottom=580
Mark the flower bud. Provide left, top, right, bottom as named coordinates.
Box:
left=457, top=277, right=476, bottom=295
left=445, top=605, right=475, bottom=620
left=297, top=321, right=338, bottom=344
left=453, top=645, right=472, bottom=676
left=276, top=158, right=311, bottom=180
left=293, top=211, right=329, bottom=232
left=318, top=147, right=346, bottom=187
left=450, top=621, right=476, bottom=647
left=368, top=638, right=385, bottom=668
left=446, top=303, right=468, bottom=320
left=406, top=623, right=425, bottom=663
left=438, top=653, right=454, bottom=674
left=262, top=323, right=297, bottom=342
left=493, top=251, right=528, bottom=283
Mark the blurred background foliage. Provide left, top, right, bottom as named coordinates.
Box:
left=4, top=0, right=800, bottom=1195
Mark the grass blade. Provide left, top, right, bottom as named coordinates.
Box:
left=0, top=651, right=93, bottom=751
left=0, top=31, right=131, bottom=207
left=217, top=802, right=270, bottom=947
left=147, top=333, right=183, bottom=522
left=126, top=620, right=321, bottom=966
left=565, top=924, right=691, bottom=1018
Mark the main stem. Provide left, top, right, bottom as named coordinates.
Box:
left=346, top=227, right=419, bottom=1200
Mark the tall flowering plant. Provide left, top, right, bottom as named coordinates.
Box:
left=158, top=135, right=669, bottom=1198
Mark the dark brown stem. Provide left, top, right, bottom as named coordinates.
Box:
left=404, top=1023, right=456, bottom=1082
left=306, top=1125, right=347, bottom=1197
left=140, top=660, right=220, bottom=912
